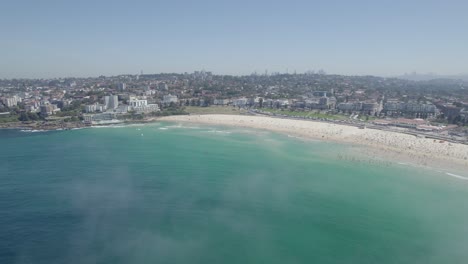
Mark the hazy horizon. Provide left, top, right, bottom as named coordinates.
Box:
left=3, top=70, right=468, bottom=82
left=1, top=0, right=467, bottom=79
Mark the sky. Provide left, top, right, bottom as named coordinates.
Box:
left=1, top=0, right=467, bottom=79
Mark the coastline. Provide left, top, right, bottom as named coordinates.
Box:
left=0, top=121, right=89, bottom=131
left=159, top=114, right=468, bottom=173
left=0, top=118, right=163, bottom=132
left=4, top=114, right=467, bottom=175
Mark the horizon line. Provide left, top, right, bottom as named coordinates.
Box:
left=2, top=71, right=468, bottom=81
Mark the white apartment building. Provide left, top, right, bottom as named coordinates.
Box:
left=3, top=95, right=22, bottom=107
left=129, top=98, right=159, bottom=113
left=104, top=95, right=119, bottom=110
left=129, top=98, right=147, bottom=107
left=163, top=94, right=178, bottom=104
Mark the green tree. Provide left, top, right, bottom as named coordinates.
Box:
left=18, top=112, right=30, bottom=121
left=27, top=112, right=40, bottom=121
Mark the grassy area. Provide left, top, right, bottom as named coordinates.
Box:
left=260, top=108, right=380, bottom=122
left=185, top=106, right=246, bottom=115
left=260, top=108, right=348, bottom=120
left=0, top=115, right=19, bottom=123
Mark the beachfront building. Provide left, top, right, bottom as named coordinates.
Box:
left=114, top=105, right=129, bottom=114
left=262, top=99, right=290, bottom=109
left=373, top=118, right=447, bottom=132
left=2, top=96, right=22, bottom=108
left=337, top=102, right=363, bottom=113
left=436, top=104, right=462, bottom=121
left=40, top=105, right=54, bottom=116
left=314, top=97, right=336, bottom=110
left=232, top=97, right=249, bottom=107
left=292, top=97, right=334, bottom=110
left=213, top=99, right=231, bottom=105
left=382, top=101, right=438, bottom=118
left=373, top=118, right=427, bottom=129
left=162, top=94, right=178, bottom=105
left=361, top=102, right=382, bottom=115
left=39, top=104, right=60, bottom=116
left=129, top=98, right=147, bottom=108
left=104, top=95, right=119, bottom=110
left=133, top=104, right=160, bottom=114
left=129, top=98, right=159, bottom=113
left=85, top=103, right=106, bottom=113
left=83, top=112, right=119, bottom=124
left=336, top=100, right=381, bottom=115
left=392, top=118, right=427, bottom=128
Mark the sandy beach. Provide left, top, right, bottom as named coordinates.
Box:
left=161, top=114, right=468, bottom=172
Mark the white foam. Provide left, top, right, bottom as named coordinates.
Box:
left=91, top=125, right=126, bottom=129
left=205, top=130, right=231, bottom=134
left=21, top=129, right=46, bottom=133
left=162, top=124, right=201, bottom=130
left=159, top=127, right=168, bottom=130
left=446, top=173, right=468, bottom=180
left=164, top=125, right=183, bottom=128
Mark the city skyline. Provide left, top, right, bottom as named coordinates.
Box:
left=1, top=0, right=468, bottom=79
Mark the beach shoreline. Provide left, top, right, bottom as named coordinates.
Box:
left=160, top=114, right=468, bottom=173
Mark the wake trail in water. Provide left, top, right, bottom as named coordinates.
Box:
left=446, top=173, right=468, bottom=180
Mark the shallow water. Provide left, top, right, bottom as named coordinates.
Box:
left=1, top=123, right=468, bottom=264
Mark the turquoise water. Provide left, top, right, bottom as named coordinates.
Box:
left=1, top=123, right=468, bottom=264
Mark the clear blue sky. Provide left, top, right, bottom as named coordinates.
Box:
left=1, top=0, right=467, bottom=78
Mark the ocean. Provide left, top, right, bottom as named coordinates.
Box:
left=1, top=123, right=468, bottom=264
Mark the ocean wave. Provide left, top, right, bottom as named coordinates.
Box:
left=159, top=125, right=202, bottom=130
left=165, top=125, right=201, bottom=129
left=122, top=123, right=148, bottom=128
left=20, top=129, right=47, bottom=133
left=91, top=125, right=127, bottom=129
left=204, top=130, right=232, bottom=134
left=164, top=125, right=183, bottom=128
left=90, top=123, right=150, bottom=129
left=445, top=173, right=468, bottom=180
